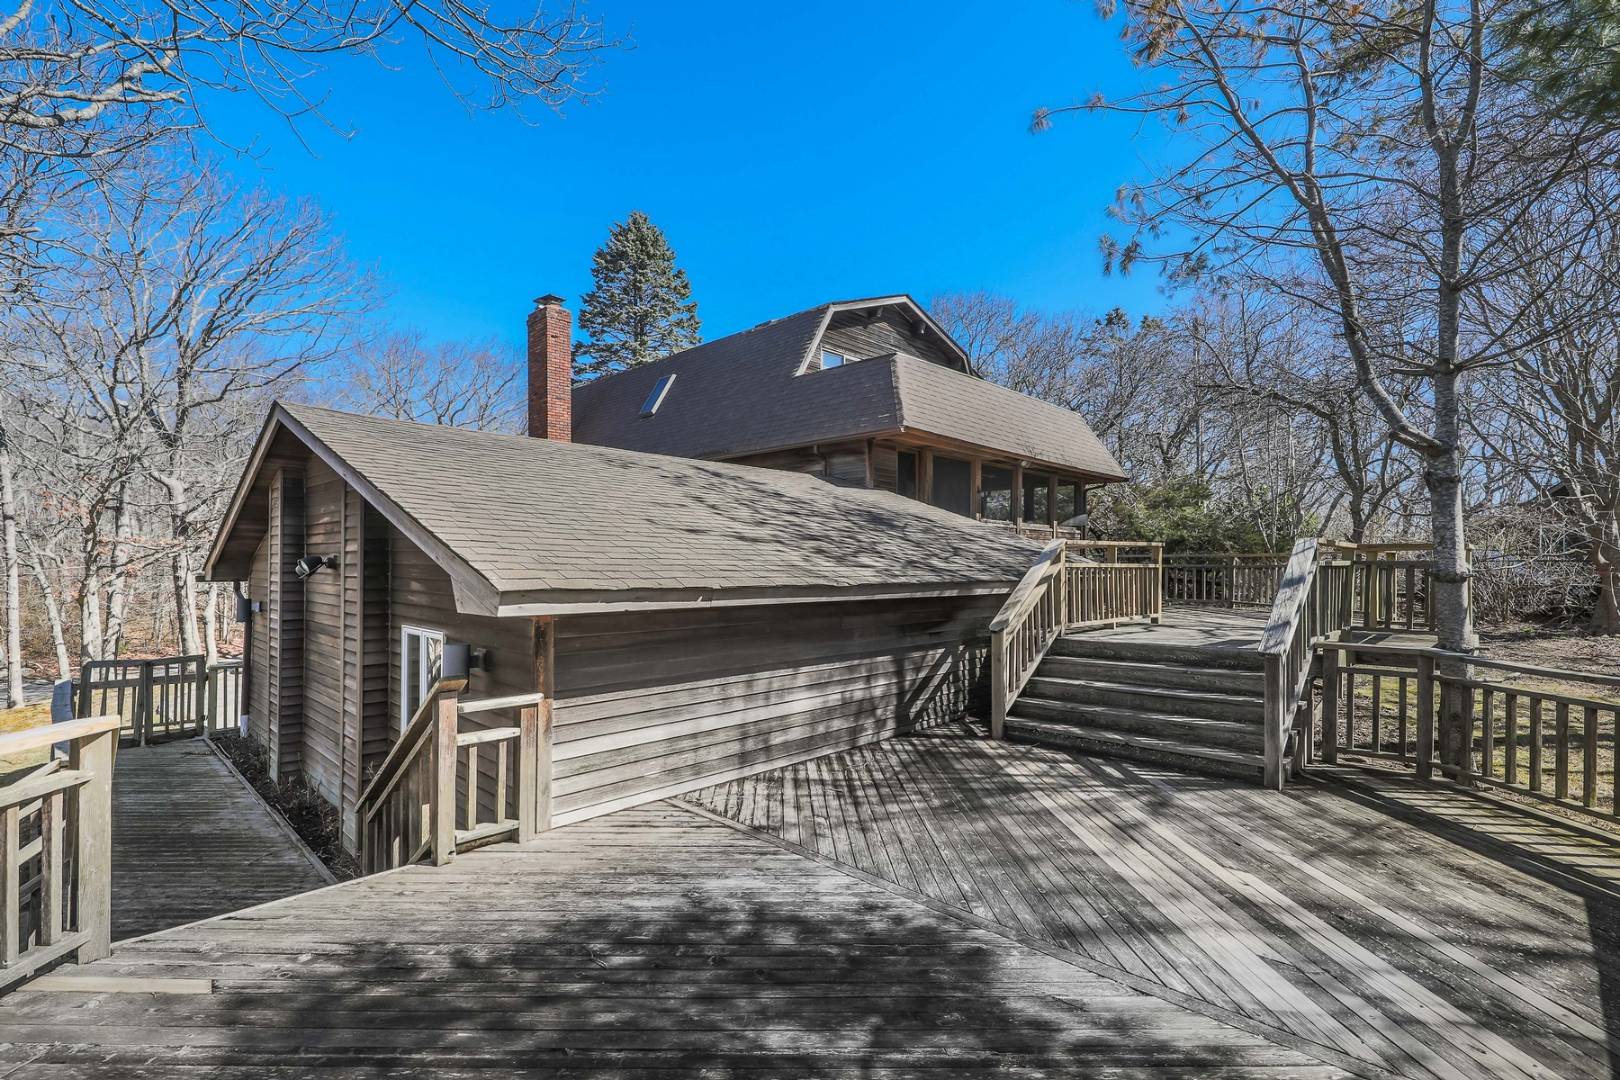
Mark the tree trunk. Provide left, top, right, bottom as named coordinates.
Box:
left=102, top=485, right=132, bottom=659
left=0, top=420, right=24, bottom=706
left=202, top=582, right=220, bottom=666
left=1427, top=370, right=1476, bottom=775
left=30, top=558, right=71, bottom=679
left=1590, top=523, right=1620, bottom=635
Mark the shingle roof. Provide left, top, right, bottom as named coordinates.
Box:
left=571, top=297, right=1126, bottom=482
left=275, top=403, right=1043, bottom=611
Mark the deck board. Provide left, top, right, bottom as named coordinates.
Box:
left=0, top=804, right=1361, bottom=1078
left=684, top=725, right=1620, bottom=1080
left=109, top=739, right=333, bottom=940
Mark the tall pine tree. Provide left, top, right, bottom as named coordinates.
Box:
left=574, top=211, right=702, bottom=378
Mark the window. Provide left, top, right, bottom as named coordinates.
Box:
left=980, top=465, right=1014, bottom=521
left=1055, top=480, right=1087, bottom=528
left=930, top=455, right=973, bottom=516
left=1023, top=472, right=1051, bottom=524
left=640, top=373, right=676, bottom=417
left=819, top=349, right=846, bottom=370
left=401, top=625, right=445, bottom=730
left=896, top=451, right=918, bottom=499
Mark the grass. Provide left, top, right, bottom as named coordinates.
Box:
left=1330, top=666, right=1619, bottom=824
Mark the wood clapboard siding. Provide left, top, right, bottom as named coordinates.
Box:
left=247, top=535, right=271, bottom=747
left=821, top=307, right=959, bottom=369
left=266, top=469, right=305, bottom=781
left=872, top=444, right=899, bottom=492
left=358, top=504, right=391, bottom=779
left=299, top=458, right=345, bottom=806
left=385, top=522, right=536, bottom=736
left=550, top=596, right=994, bottom=825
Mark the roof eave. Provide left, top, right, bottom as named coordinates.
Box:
left=494, top=579, right=1023, bottom=618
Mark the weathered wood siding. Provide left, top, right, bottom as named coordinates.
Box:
left=299, top=459, right=345, bottom=806
left=550, top=596, right=994, bottom=826
left=348, top=494, right=391, bottom=847
left=384, top=523, right=535, bottom=740
left=266, top=469, right=305, bottom=781
left=247, top=536, right=271, bottom=747
left=820, top=308, right=960, bottom=370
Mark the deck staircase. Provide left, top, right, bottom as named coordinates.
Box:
left=1002, top=635, right=1275, bottom=781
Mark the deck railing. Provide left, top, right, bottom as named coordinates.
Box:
left=76, top=655, right=244, bottom=744
left=989, top=540, right=1164, bottom=739
left=1162, top=554, right=1290, bottom=608
left=357, top=680, right=545, bottom=875
left=1319, top=641, right=1620, bottom=823
left=0, top=716, right=118, bottom=993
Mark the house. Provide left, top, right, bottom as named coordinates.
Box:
left=553, top=295, right=1127, bottom=529
left=204, top=401, right=1044, bottom=854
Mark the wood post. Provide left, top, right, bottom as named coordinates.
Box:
left=1321, top=647, right=1340, bottom=765
left=989, top=627, right=1007, bottom=741
left=432, top=690, right=458, bottom=865
left=1416, top=653, right=1435, bottom=780
left=71, top=725, right=115, bottom=963
left=532, top=617, right=556, bottom=833
left=1262, top=655, right=1284, bottom=791
left=517, top=704, right=539, bottom=843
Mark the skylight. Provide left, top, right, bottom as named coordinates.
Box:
left=640, top=373, right=676, bottom=417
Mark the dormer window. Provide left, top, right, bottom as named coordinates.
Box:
left=819, top=349, right=847, bottom=370
left=640, top=373, right=676, bottom=417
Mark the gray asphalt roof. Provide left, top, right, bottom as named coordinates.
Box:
left=571, top=298, right=1127, bottom=482
left=280, top=403, right=1044, bottom=604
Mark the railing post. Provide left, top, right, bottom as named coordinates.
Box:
left=1321, top=646, right=1340, bottom=765
left=1416, top=653, right=1435, bottom=780
left=432, top=690, right=459, bottom=865
left=517, top=704, right=539, bottom=842
left=1262, top=655, right=1284, bottom=790
left=70, top=724, right=116, bottom=963
left=1228, top=555, right=1238, bottom=609
left=989, top=627, right=1008, bottom=740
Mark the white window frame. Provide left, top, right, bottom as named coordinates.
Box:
left=640, top=372, right=677, bottom=417
left=400, top=624, right=446, bottom=731
left=819, top=349, right=847, bottom=370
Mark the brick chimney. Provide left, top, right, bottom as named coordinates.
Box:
left=527, top=294, right=572, bottom=441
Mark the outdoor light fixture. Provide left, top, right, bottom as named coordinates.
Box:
left=441, top=641, right=471, bottom=681
left=294, top=554, right=336, bottom=579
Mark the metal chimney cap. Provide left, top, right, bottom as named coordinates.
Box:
left=535, top=293, right=567, bottom=308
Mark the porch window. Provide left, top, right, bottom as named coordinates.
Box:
left=1055, top=480, right=1087, bottom=528
left=1023, top=472, right=1051, bottom=524
left=930, top=455, right=972, bottom=516
left=401, top=625, right=445, bottom=730
left=897, top=451, right=918, bottom=499
left=980, top=465, right=1014, bottom=522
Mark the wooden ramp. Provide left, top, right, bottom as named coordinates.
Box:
left=0, top=805, right=1355, bottom=1077
left=110, top=739, right=332, bottom=940
left=685, top=724, right=1620, bottom=1080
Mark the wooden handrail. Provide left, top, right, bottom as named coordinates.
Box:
left=357, top=680, right=542, bottom=875
left=356, top=677, right=467, bottom=813
left=0, top=716, right=117, bottom=994
left=0, top=717, right=118, bottom=758
left=988, top=540, right=1066, bottom=633
left=1259, top=539, right=1320, bottom=658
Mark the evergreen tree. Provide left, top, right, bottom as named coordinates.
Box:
left=574, top=211, right=702, bottom=378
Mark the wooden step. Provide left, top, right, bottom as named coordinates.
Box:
left=1004, top=716, right=1265, bottom=782
left=1036, top=655, right=1265, bottom=696
left=1009, top=696, right=1265, bottom=752
left=1050, top=635, right=1265, bottom=671
left=1022, top=675, right=1265, bottom=724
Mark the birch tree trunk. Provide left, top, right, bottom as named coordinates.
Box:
left=29, top=556, right=71, bottom=679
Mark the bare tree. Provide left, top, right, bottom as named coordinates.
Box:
left=331, top=330, right=523, bottom=432
left=1471, top=201, right=1620, bottom=632
left=1040, top=1, right=1620, bottom=659
left=0, top=0, right=614, bottom=158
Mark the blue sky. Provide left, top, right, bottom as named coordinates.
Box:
left=203, top=1, right=1170, bottom=349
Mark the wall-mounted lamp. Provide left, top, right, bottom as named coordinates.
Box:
left=440, top=641, right=489, bottom=682
left=294, top=554, right=336, bottom=579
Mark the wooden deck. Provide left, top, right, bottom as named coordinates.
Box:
left=3, top=804, right=1354, bottom=1077
left=110, top=739, right=333, bottom=940
left=686, top=725, right=1620, bottom=1080
left=5, top=726, right=1617, bottom=1077
left=1078, top=605, right=1441, bottom=654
